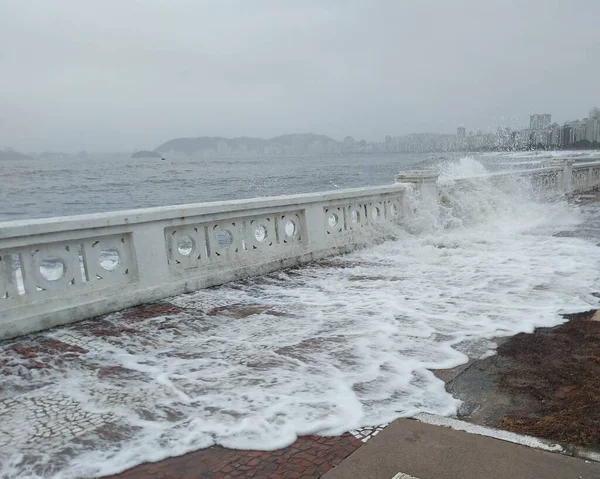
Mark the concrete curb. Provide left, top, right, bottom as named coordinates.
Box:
left=414, top=413, right=600, bottom=463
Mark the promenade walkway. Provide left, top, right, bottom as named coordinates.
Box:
left=3, top=289, right=600, bottom=478
left=102, top=419, right=600, bottom=479
left=323, top=418, right=600, bottom=479
left=0, top=291, right=388, bottom=478
left=105, top=416, right=600, bottom=478
left=2, top=186, right=600, bottom=478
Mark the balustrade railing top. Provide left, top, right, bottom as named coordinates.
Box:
left=0, top=184, right=408, bottom=240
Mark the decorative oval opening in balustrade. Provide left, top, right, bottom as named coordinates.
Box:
left=99, top=248, right=121, bottom=271
left=389, top=204, right=397, bottom=217
left=328, top=213, right=339, bottom=228
left=217, top=229, right=233, bottom=248
left=350, top=210, right=360, bottom=224
left=177, top=236, right=195, bottom=256
left=39, top=257, right=66, bottom=281
left=254, top=225, right=268, bottom=242
left=285, top=220, right=296, bottom=237
left=371, top=207, right=380, bottom=220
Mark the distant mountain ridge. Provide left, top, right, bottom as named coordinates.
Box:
left=132, top=150, right=162, bottom=158
left=0, top=148, right=34, bottom=161
left=154, top=133, right=337, bottom=157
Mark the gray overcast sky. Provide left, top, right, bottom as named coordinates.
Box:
left=1, top=0, right=599, bottom=152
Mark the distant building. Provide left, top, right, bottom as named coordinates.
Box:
left=343, top=136, right=356, bottom=153
left=517, top=129, right=533, bottom=147
left=560, top=120, right=586, bottom=146
left=457, top=126, right=466, bottom=139
left=575, top=120, right=588, bottom=142
left=549, top=123, right=561, bottom=146
left=587, top=108, right=600, bottom=143
left=586, top=118, right=600, bottom=143
left=560, top=125, right=573, bottom=147
left=530, top=113, right=551, bottom=130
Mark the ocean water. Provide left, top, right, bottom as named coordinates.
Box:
left=0, top=152, right=439, bottom=221
left=1, top=154, right=600, bottom=477
left=3, top=150, right=599, bottom=222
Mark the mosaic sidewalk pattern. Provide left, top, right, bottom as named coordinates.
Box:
left=0, top=299, right=390, bottom=478
left=349, top=424, right=389, bottom=443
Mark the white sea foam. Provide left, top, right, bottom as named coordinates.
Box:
left=482, top=149, right=600, bottom=161
left=2, top=158, right=600, bottom=478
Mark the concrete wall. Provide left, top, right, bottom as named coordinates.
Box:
left=0, top=183, right=417, bottom=340
left=441, top=161, right=600, bottom=196
left=571, top=161, right=600, bottom=193
left=2, top=161, right=600, bottom=340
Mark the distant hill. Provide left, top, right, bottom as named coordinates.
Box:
left=0, top=148, right=34, bottom=161
left=132, top=150, right=162, bottom=159
left=153, top=133, right=338, bottom=157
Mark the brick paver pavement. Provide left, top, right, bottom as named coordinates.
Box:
left=0, top=296, right=390, bottom=478
left=107, top=433, right=362, bottom=479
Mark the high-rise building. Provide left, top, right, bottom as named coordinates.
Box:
left=561, top=125, right=573, bottom=147
left=456, top=126, right=466, bottom=139
left=561, top=119, right=587, bottom=146
left=586, top=117, right=600, bottom=143
left=530, top=113, right=552, bottom=130
left=589, top=107, right=600, bottom=119
left=550, top=123, right=561, bottom=146
left=574, top=120, right=588, bottom=142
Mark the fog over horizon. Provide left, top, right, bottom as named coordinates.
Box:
left=1, top=0, right=599, bottom=153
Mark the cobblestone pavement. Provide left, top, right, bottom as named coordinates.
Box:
left=0, top=295, right=390, bottom=478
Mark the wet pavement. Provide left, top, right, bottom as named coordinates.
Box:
left=106, top=433, right=362, bottom=479
left=2, top=191, right=600, bottom=478
left=443, top=310, right=600, bottom=452
left=0, top=299, right=391, bottom=478
left=322, top=418, right=600, bottom=479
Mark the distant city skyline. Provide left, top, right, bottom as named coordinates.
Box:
left=149, top=105, right=600, bottom=156
left=3, top=105, right=597, bottom=157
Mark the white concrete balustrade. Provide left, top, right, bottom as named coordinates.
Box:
left=0, top=183, right=414, bottom=340
left=440, top=160, right=600, bottom=196
left=1, top=160, right=600, bottom=341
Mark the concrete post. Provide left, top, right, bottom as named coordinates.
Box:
left=395, top=170, right=440, bottom=218
left=563, top=160, right=574, bottom=194
left=546, top=159, right=574, bottom=194
left=304, top=203, right=327, bottom=248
